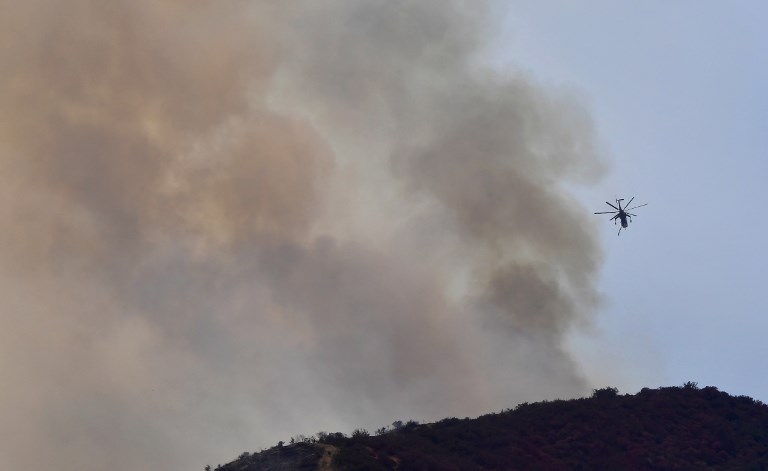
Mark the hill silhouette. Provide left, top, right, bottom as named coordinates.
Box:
left=212, top=384, right=768, bottom=470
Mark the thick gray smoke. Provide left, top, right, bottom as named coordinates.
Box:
left=0, top=1, right=605, bottom=469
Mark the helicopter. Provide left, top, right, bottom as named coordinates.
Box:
left=594, top=197, right=647, bottom=235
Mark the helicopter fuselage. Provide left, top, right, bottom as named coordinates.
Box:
left=618, top=212, right=628, bottom=227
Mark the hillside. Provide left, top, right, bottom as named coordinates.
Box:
left=212, top=384, right=768, bottom=470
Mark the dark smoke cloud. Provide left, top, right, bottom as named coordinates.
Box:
left=0, top=1, right=605, bottom=469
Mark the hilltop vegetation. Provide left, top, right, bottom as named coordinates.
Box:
left=214, top=384, right=768, bottom=470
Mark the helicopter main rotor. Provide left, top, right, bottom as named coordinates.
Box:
left=594, top=197, right=647, bottom=235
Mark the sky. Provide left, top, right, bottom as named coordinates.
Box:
left=0, top=1, right=765, bottom=470
left=497, top=0, right=768, bottom=398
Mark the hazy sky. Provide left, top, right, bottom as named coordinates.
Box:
left=498, top=0, right=768, bottom=397
left=0, top=1, right=765, bottom=470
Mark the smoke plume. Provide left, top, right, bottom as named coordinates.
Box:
left=0, top=1, right=605, bottom=469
